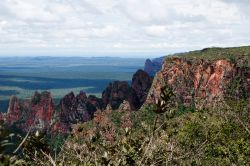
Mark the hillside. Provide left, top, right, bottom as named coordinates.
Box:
left=148, top=55, right=249, bottom=110
left=172, top=46, right=250, bottom=61
left=0, top=46, right=249, bottom=165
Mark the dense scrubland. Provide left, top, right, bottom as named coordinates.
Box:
left=1, top=88, right=249, bottom=165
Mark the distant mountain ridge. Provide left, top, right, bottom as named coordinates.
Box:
left=144, top=56, right=164, bottom=76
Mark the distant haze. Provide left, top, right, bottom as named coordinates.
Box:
left=0, top=56, right=146, bottom=112
left=0, top=0, right=249, bottom=57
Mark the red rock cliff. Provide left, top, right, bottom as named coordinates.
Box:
left=6, top=96, right=22, bottom=124
left=147, top=57, right=249, bottom=109
left=6, top=91, right=55, bottom=132
left=26, top=91, right=55, bottom=132
left=102, top=70, right=153, bottom=110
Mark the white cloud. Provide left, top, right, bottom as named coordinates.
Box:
left=52, top=25, right=120, bottom=39
left=2, top=0, right=60, bottom=22
left=119, top=0, right=241, bottom=25
left=92, top=25, right=120, bottom=37
left=144, top=25, right=169, bottom=37
left=113, top=43, right=124, bottom=48
left=0, top=0, right=249, bottom=56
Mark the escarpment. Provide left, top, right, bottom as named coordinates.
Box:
left=6, top=91, right=54, bottom=132
left=4, top=46, right=250, bottom=135
left=102, top=69, right=153, bottom=110
left=147, top=56, right=249, bottom=109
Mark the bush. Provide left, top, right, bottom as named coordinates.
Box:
left=1, top=88, right=249, bottom=165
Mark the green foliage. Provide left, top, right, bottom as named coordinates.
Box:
left=0, top=121, right=25, bottom=166
left=47, top=134, right=66, bottom=153
left=226, top=70, right=249, bottom=100
left=109, top=110, right=125, bottom=127
left=168, top=46, right=250, bottom=61
left=29, top=96, right=243, bottom=165
left=22, top=132, right=50, bottom=158
left=1, top=81, right=249, bottom=165
left=151, top=85, right=175, bottom=114
left=0, top=121, right=11, bottom=166
left=133, top=105, right=157, bottom=127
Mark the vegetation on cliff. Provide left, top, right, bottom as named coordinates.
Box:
left=0, top=46, right=249, bottom=165
left=1, top=87, right=249, bottom=165
left=172, top=46, right=250, bottom=61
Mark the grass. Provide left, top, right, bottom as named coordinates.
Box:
left=169, top=46, right=250, bottom=61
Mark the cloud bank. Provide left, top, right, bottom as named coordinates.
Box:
left=0, top=0, right=249, bottom=56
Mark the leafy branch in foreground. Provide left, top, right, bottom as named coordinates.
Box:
left=152, top=85, right=175, bottom=114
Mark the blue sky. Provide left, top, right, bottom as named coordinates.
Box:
left=0, top=0, right=249, bottom=57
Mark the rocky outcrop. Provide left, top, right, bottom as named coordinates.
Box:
left=57, top=91, right=98, bottom=124
left=27, top=91, right=55, bottom=132
left=6, top=91, right=55, bottom=132
left=102, top=81, right=140, bottom=110
left=4, top=69, right=154, bottom=134
left=102, top=70, right=153, bottom=110
left=88, top=95, right=103, bottom=110
left=6, top=96, right=22, bottom=125
left=132, top=70, right=153, bottom=106
left=144, top=57, right=164, bottom=76
left=5, top=90, right=104, bottom=134
left=147, top=57, right=250, bottom=109
left=52, top=92, right=103, bottom=134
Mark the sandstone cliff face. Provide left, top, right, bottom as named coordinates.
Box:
left=57, top=91, right=99, bottom=125
left=102, top=81, right=139, bottom=110
left=132, top=69, right=153, bottom=105
left=6, top=92, right=54, bottom=132
left=88, top=95, right=103, bottom=110
left=6, top=91, right=100, bottom=134
left=28, top=92, right=55, bottom=132
left=51, top=91, right=104, bottom=134
left=58, top=92, right=87, bottom=124
left=6, top=96, right=22, bottom=125
left=147, top=57, right=250, bottom=109
left=102, top=70, right=153, bottom=110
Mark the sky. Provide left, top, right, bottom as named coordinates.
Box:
left=0, top=0, right=249, bottom=57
